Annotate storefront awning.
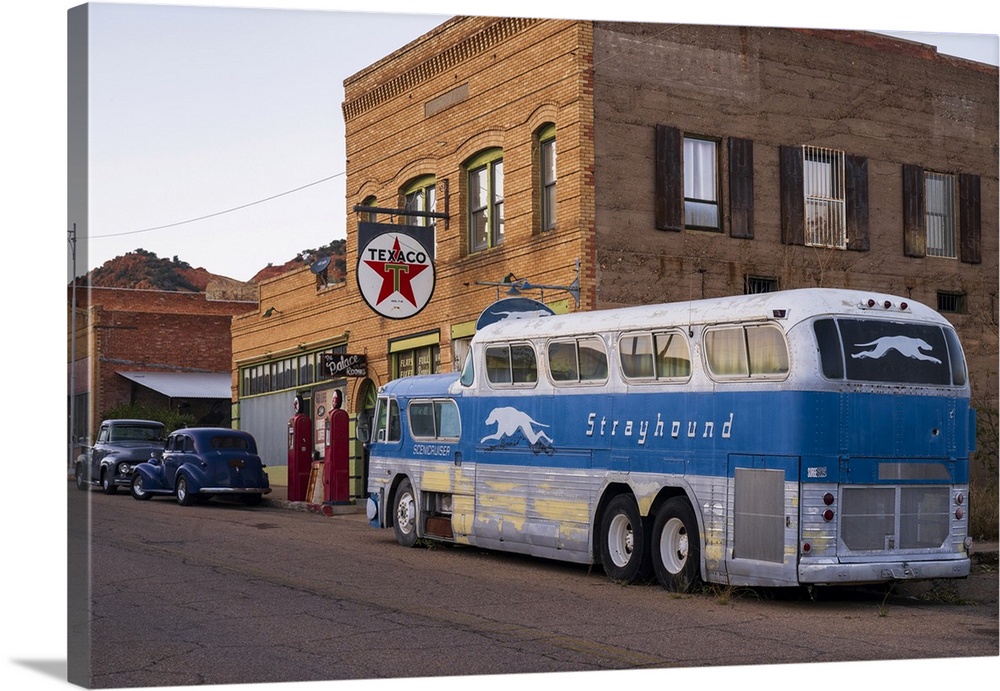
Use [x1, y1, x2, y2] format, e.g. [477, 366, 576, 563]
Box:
[118, 371, 231, 399]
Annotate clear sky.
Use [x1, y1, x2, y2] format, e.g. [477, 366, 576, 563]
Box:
[1, 2, 998, 691]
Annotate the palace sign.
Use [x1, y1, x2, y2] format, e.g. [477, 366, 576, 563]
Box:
[322, 353, 368, 378]
[357, 222, 436, 319]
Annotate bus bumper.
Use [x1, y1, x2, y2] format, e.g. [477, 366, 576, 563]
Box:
[799, 556, 971, 585]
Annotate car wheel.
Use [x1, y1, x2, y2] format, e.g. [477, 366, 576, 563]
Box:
[100, 469, 118, 495]
[599, 494, 652, 584]
[176, 475, 197, 506]
[75, 464, 88, 491]
[392, 478, 419, 548]
[130, 474, 152, 501]
[651, 497, 701, 593]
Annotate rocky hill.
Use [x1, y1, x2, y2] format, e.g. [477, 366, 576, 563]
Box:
[80, 242, 346, 293]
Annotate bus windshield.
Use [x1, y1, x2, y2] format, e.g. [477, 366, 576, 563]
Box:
[814, 318, 966, 385]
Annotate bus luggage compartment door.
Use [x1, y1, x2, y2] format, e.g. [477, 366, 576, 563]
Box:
[726, 454, 801, 587]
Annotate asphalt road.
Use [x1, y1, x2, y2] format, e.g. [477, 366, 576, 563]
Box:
[74, 486, 998, 689]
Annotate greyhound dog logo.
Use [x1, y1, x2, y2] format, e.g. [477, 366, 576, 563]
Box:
[481, 406, 554, 454]
[851, 336, 941, 364]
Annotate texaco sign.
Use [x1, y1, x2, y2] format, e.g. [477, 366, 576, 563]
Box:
[357, 226, 436, 319]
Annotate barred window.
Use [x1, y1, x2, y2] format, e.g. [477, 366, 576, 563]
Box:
[803, 146, 846, 249]
[926, 172, 957, 258]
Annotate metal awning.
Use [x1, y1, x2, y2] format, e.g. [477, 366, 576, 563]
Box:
[117, 371, 231, 399]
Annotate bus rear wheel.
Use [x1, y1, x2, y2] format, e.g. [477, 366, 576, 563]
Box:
[393, 478, 419, 548]
[599, 494, 651, 584]
[651, 497, 700, 592]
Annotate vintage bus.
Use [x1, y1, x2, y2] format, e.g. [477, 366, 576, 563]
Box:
[364, 289, 975, 591]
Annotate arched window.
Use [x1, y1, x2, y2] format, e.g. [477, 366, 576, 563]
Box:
[360, 195, 378, 223]
[402, 175, 436, 227]
[537, 124, 556, 231]
[466, 149, 504, 252]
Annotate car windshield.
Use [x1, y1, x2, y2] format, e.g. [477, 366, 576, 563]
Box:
[109, 425, 165, 442]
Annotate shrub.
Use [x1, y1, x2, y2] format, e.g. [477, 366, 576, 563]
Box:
[101, 403, 195, 433]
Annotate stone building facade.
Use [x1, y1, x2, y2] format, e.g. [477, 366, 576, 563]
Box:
[230, 17, 998, 497]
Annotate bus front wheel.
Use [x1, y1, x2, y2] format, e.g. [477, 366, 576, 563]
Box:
[651, 497, 701, 592]
[599, 494, 652, 584]
[393, 478, 419, 548]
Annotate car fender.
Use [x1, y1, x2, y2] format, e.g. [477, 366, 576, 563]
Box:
[175, 463, 209, 493]
[132, 461, 168, 491]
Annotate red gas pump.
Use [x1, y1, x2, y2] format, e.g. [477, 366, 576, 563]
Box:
[286, 396, 312, 502]
[323, 389, 351, 505]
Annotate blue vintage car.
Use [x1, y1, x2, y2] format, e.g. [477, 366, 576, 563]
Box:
[129, 427, 271, 506]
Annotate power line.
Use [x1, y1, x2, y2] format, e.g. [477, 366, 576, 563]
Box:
[88, 172, 344, 240]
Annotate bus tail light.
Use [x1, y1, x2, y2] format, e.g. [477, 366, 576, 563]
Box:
[955, 508, 965, 520]
[823, 492, 835, 505]
[802, 542, 811, 553]
[823, 509, 835, 522]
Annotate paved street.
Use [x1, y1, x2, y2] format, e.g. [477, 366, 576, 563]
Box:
[74, 484, 998, 689]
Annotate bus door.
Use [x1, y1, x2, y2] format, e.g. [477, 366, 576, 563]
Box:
[725, 454, 801, 586]
[408, 397, 475, 542]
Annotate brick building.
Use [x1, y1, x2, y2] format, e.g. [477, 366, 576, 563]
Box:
[69, 286, 257, 457]
[230, 17, 998, 498]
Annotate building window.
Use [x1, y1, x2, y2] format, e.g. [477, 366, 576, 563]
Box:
[803, 146, 846, 249]
[538, 124, 557, 231]
[684, 136, 719, 230]
[403, 176, 436, 227]
[937, 291, 965, 314]
[744, 275, 778, 294]
[392, 344, 440, 379]
[467, 149, 504, 252]
[904, 165, 979, 264]
[926, 172, 957, 258]
[240, 345, 345, 397]
[360, 195, 378, 223]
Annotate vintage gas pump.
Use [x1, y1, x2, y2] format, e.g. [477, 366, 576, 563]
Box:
[323, 389, 351, 504]
[286, 395, 312, 502]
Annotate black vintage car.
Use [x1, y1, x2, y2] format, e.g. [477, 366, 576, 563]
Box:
[75, 419, 167, 495]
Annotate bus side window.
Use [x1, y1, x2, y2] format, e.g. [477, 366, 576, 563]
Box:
[705, 324, 788, 379]
[813, 318, 844, 379]
[549, 337, 608, 384]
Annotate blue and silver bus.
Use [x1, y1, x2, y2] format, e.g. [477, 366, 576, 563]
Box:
[365, 288, 975, 591]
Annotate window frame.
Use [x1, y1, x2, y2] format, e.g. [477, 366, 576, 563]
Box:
[467, 149, 504, 253]
[484, 342, 538, 389]
[683, 135, 721, 231]
[802, 145, 847, 249]
[403, 176, 436, 227]
[704, 323, 790, 381]
[407, 398, 462, 441]
[538, 124, 557, 232]
[925, 171, 957, 259]
[547, 336, 609, 386]
[618, 330, 692, 384]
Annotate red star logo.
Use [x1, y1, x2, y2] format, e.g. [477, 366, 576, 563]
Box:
[363, 237, 429, 306]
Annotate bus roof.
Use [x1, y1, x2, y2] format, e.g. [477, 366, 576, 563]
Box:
[474, 288, 948, 343]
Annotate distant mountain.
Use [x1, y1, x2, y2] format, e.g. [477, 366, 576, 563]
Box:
[80, 242, 347, 291]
